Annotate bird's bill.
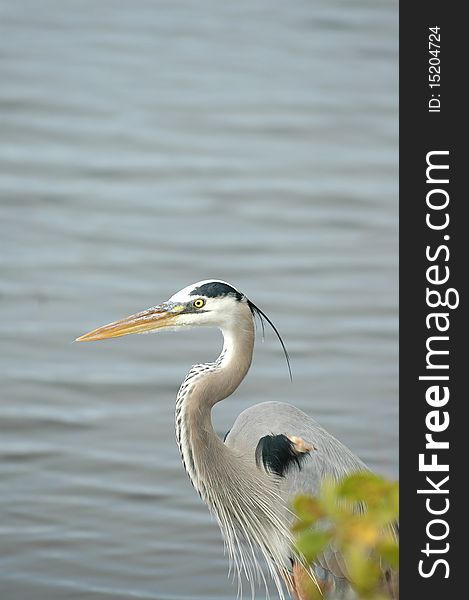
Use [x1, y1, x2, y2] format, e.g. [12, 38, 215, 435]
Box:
[76, 304, 177, 342]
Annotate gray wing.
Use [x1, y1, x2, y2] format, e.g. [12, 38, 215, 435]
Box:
[224, 400, 367, 497]
[224, 401, 368, 589]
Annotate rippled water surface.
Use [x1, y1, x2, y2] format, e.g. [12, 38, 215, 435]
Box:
[0, 1, 397, 598]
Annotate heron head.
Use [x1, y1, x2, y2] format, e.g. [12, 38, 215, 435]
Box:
[75, 280, 252, 342]
[76, 279, 291, 377]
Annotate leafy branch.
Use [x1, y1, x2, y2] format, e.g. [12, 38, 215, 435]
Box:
[292, 472, 399, 599]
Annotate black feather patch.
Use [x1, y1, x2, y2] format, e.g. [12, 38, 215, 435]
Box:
[255, 434, 309, 477]
[189, 281, 243, 301]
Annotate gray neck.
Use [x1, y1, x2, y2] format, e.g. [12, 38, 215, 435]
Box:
[174, 314, 293, 597]
[175, 318, 254, 498]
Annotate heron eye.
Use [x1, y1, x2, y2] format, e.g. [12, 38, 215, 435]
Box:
[192, 298, 205, 309]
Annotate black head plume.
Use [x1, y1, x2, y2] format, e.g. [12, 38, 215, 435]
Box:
[247, 300, 292, 381]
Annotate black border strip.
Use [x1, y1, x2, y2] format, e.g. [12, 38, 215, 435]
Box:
[400, 3, 463, 596]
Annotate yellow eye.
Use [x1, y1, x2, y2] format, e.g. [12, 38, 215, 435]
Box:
[193, 298, 205, 309]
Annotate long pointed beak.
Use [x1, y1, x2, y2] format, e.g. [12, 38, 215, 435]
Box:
[76, 303, 178, 342]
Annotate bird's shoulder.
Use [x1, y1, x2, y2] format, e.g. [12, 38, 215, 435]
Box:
[225, 401, 366, 491]
[225, 401, 318, 440]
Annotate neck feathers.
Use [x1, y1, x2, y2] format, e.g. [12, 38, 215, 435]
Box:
[175, 311, 254, 491]
[174, 313, 293, 598]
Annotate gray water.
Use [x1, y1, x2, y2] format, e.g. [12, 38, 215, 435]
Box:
[0, 1, 398, 598]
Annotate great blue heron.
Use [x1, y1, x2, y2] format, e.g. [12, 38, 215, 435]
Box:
[77, 279, 393, 599]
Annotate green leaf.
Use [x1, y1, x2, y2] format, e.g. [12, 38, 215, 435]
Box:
[320, 477, 342, 517]
[337, 472, 393, 505]
[293, 494, 326, 524]
[376, 539, 399, 570]
[345, 546, 381, 595]
[296, 529, 332, 563]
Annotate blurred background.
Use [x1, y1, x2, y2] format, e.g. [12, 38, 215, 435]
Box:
[0, 1, 398, 599]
